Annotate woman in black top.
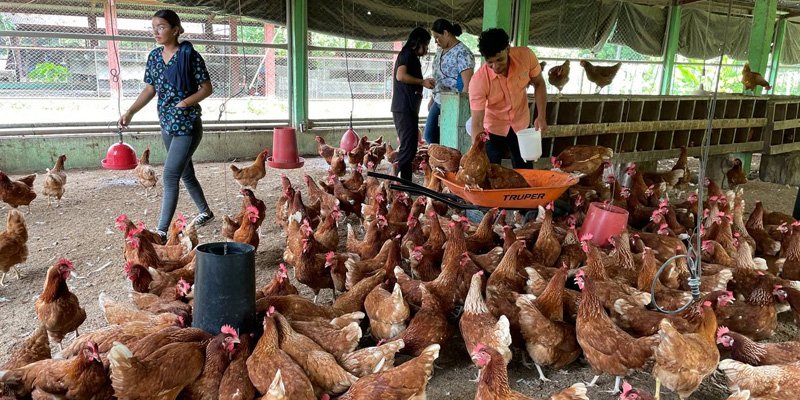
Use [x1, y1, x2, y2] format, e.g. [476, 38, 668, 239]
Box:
[392, 27, 435, 181]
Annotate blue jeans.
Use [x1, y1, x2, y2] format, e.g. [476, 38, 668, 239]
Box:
[157, 120, 211, 232]
[423, 101, 441, 144]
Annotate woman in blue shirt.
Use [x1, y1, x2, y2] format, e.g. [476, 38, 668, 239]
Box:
[423, 19, 475, 144]
[117, 9, 214, 242]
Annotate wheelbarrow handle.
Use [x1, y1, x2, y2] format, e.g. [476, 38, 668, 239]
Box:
[367, 171, 485, 211]
[387, 183, 485, 211]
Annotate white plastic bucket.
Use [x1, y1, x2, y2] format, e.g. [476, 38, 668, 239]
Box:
[516, 128, 542, 161]
[465, 116, 473, 137]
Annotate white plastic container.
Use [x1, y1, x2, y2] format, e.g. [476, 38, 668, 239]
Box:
[516, 128, 542, 161]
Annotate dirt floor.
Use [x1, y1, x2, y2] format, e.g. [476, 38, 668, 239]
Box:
[0, 154, 797, 400]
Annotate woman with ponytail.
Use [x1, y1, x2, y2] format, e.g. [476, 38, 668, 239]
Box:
[424, 19, 475, 144]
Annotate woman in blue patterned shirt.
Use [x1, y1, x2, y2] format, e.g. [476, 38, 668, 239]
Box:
[423, 19, 475, 144]
[117, 9, 214, 242]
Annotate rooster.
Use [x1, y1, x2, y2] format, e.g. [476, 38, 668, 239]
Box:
[43, 154, 67, 207]
[0, 171, 37, 213]
[580, 60, 621, 94]
[548, 59, 570, 95]
[35, 259, 87, 351]
[230, 148, 269, 189]
[134, 146, 158, 197]
[0, 209, 28, 286]
[741, 63, 771, 91]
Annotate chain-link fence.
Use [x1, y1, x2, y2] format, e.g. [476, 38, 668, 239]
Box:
[0, 0, 289, 126]
[773, 62, 800, 96]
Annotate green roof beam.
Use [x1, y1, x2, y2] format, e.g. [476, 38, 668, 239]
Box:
[513, 0, 532, 46]
[288, 0, 308, 128]
[660, 5, 681, 95]
[483, 0, 513, 33]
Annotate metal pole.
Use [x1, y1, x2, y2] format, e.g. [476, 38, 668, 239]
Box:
[768, 18, 787, 93]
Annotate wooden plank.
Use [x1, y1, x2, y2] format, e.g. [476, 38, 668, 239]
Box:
[543, 118, 768, 138]
[774, 119, 800, 130]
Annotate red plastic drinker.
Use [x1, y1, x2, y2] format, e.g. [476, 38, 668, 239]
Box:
[267, 126, 304, 169]
[579, 202, 629, 247]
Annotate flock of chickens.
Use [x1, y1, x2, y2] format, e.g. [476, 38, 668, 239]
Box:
[543, 60, 772, 94]
[0, 122, 797, 400]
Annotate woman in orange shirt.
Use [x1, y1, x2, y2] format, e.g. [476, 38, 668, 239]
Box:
[468, 28, 547, 169]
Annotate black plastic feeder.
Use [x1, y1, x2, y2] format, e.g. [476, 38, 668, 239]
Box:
[192, 242, 256, 335]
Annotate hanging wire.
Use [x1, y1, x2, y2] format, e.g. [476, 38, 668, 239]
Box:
[651, 0, 735, 314]
[218, 0, 249, 220]
[105, 0, 124, 139]
[341, 0, 355, 129]
[217, 0, 250, 122]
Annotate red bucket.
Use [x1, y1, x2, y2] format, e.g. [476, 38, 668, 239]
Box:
[267, 126, 304, 169]
[580, 202, 629, 247]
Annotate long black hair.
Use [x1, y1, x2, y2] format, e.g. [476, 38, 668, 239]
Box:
[403, 27, 431, 52]
[153, 9, 184, 36]
[432, 19, 463, 37]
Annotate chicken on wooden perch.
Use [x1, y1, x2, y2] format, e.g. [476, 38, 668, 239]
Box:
[580, 60, 621, 94]
[548, 59, 570, 95]
[741, 63, 771, 92]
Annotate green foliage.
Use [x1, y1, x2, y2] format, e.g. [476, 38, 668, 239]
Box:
[0, 13, 14, 31]
[27, 62, 71, 83]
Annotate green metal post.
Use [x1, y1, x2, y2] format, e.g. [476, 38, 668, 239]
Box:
[514, 0, 532, 46]
[747, 0, 777, 96]
[483, 0, 513, 32]
[660, 5, 681, 95]
[288, 0, 308, 128]
[769, 19, 787, 93]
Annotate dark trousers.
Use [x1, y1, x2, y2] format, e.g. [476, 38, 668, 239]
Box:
[794, 186, 800, 220]
[485, 128, 533, 169]
[423, 101, 441, 144]
[158, 120, 211, 232]
[393, 111, 419, 181]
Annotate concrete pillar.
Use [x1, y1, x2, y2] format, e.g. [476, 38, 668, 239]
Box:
[760, 152, 800, 185]
[439, 92, 472, 154]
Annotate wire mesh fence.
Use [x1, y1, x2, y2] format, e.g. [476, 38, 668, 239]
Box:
[0, 0, 289, 126]
[0, 0, 796, 128]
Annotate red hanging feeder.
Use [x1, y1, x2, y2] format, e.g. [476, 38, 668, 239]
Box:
[340, 127, 359, 153]
[102, 129, 138, 170]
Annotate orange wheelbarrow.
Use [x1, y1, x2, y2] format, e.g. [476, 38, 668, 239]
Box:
[367, 169, 577, 211]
